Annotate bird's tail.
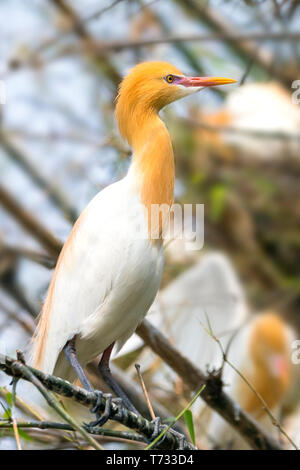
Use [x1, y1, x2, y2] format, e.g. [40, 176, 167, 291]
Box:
[28, 276, 56, 374]
[29, 324, 77, 384]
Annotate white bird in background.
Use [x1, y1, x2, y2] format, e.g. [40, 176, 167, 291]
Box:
[118, 252, 248, 379]
[200, 82, 300, 159]
[208, 312, 293, 449]
[29, 61, 235, 423]
[119, 252, 294, 449]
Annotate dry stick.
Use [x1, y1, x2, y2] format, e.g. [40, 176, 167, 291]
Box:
[136, 320, 284, 450]
[0, 354, 194, 450]
[135, 363, 156, 421]
[100, 362, 186, 434]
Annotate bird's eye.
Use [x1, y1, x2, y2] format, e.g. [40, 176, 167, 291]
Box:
[165, 74, 174, 84]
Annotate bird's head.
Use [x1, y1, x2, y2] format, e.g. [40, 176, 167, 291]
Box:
[116, 61, 236, 145]
[250, 312, 291, 386]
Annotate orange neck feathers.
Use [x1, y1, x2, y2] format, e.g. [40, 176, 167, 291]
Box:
[131, 114, 174, 209]
[116, 66, 176, 236]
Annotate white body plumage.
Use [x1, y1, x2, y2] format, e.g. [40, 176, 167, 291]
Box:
[30, 169, 164, 381]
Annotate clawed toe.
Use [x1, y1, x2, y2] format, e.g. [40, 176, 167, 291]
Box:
[85, 392, 125, 429]
[147, 418, 186, 449]
[169, 428, 185, 450]
[90, 390, 103, 415]
[147, 417, 167, 445]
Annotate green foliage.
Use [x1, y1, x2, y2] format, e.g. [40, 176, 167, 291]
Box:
[183, 410, 195, 445]
[17, 429, 33, 442]
[5, 391, 13, 407]
[209, 184, 227, 221]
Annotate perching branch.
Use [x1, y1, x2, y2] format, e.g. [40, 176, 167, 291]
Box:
[136, 320, 284, 451]
[0, 353, 195, 450]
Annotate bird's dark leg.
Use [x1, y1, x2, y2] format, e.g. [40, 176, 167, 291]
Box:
[98, 342, 139, 415]
[64, 335, 94, 392]
[64, 336, 114, 427]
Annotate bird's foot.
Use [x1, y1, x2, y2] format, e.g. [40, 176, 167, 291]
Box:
[85, 391, 124, 429]
[168, 428, 186, 450]
[147, 416, 167, 446]
[148, 417, 186, 449]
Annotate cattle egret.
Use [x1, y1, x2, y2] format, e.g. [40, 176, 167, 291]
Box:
[29, 62, 236, 423]
[209, 312, 293, 449]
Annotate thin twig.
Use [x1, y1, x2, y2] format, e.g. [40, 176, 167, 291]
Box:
[182, 118, 300, 142]
[198, 317, 298, 450]
[135, 363, 156, 421]
[0, 420, 146, 445]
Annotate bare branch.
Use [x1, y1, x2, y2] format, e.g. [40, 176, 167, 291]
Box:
[0, 353, 194, 450]
[0, 420, 146, 445]
[0, 132, 78, 223]
[0, 185, 62, 259]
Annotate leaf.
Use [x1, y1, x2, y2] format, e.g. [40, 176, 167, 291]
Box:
[5, 392, 13, 407]
[2, 408, 11, 420]
[17, 429, 33, 442]
[209, 185, 227, 221]
[183, 409, 195, 445]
